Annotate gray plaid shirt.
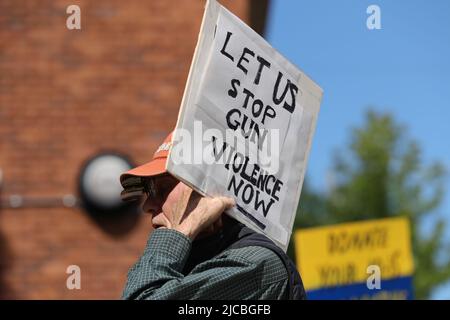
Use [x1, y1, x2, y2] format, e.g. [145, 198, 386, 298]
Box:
[122, 228, 289, 299]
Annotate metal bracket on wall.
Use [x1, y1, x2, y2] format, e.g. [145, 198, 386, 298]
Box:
[0, 194, 79, 209]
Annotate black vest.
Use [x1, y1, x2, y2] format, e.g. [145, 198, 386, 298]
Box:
[184, 217, 307, 300]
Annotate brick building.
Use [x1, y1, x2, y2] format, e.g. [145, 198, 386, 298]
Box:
[0, 0, 268, 299]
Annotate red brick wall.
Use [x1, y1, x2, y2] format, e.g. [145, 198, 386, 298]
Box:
[0, 0, 254, 299]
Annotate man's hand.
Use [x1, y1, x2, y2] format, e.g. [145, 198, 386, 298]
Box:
[168, 183, 235, 240]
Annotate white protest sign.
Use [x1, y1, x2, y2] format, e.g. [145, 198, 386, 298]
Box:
[166, 0, 323, 251]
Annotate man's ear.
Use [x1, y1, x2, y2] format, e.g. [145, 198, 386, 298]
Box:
[168, 183, 196, 223]
[183, 188, 201, 218]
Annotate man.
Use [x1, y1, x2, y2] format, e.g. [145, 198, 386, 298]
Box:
[120, 131, 306, 300]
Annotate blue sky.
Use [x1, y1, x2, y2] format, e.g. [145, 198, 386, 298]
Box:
[266, 0, 450, 299]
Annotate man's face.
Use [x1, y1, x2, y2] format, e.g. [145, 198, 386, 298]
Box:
[142, 174, 184, 229]
[142, 174, 223, 237]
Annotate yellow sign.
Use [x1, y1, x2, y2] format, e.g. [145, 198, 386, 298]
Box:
[294, 217, 414, 291]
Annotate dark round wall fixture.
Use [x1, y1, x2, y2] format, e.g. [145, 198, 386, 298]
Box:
[78, 152, 138, 217]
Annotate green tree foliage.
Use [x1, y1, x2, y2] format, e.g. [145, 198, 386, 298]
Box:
[289, 110, 449, 299]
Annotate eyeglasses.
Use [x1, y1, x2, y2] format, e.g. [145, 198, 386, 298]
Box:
[120, 174, 179, 202]
[142, 175, 179, 201]
[143, 178, 158, 199]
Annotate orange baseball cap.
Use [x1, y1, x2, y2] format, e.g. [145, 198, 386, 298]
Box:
[120, 131, 173, 186]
